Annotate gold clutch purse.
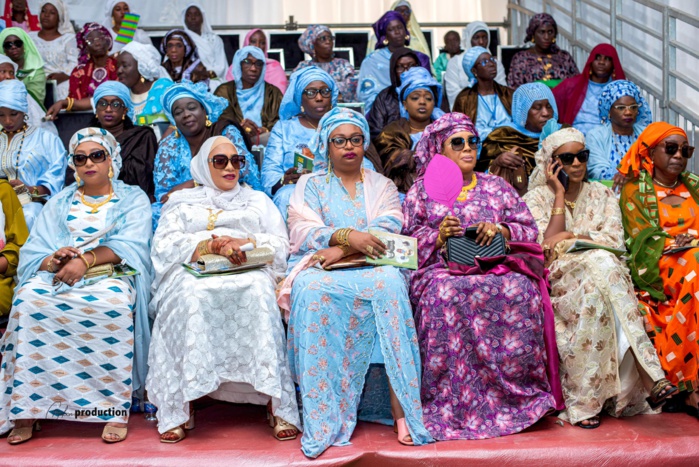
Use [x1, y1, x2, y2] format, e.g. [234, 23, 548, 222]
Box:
[197, 247, 275, 272]
[83, 263, 115, 280]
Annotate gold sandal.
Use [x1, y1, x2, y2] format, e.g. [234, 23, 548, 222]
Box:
[270, 416, 298, 441]
[160, 409, 194, 444]
[7, 421, 41, 445]
[102, 424, 128, 443]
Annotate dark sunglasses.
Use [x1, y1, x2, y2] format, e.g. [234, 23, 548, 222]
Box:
[208, 154, 246, 170]
[302, 87, 332, 99]
[449, 136, 480, 152]
[3, 39, 23, 50]
[241, 58, 265, 68]
[656, 142, 695, 159]
[96, 100, 125, 110]
[329, 135, 364, 149]
[554, 149, 590, 165]
[72, 150, 108, 167]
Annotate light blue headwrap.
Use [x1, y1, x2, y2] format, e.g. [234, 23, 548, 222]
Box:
[232, 45, 266, 127]
[91, 81, 135, 121]
[506, 82, 559, 138]
[598, 79, 652, 127]
[161, 79, 227, 126]
[461, 46, 489, 84]
[309, 106, 370, 171]
[396, 66, 444, 120]
[279, 66, 339, 121]
[0, 79, 28, 114]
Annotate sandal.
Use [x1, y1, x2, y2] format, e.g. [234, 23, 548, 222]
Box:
[7, 420, 41, 445]
[646, 378, 679, 410]
[394, 418, 414, 446]
[102, 424, 128, 443]
[267, 401, 298, 441]
[576, 416, 601, 429]
[160, 407, 195, 444]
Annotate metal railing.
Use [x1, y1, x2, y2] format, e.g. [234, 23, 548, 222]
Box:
[508, 0, 699, 172]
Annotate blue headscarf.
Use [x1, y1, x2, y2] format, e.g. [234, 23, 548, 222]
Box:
[461, 46, 489, 85]
[396, 67, 444, 120]
[161, 79, 227, 125]
[309, 106, 370, 171]
[91, 81, 135, 121]
[0, 79, 28, 113]
[279, 66, 339, 121]
[232, 46, 266, 127]
[506, 82, 559, 138]
[598, 79, 652, 127]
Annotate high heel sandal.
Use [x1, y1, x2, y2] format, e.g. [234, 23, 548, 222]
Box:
[646, 378, 679, 410]
[267, 401, 298, 441]
[394, 418, 414, 446]
[160, 405, 195, 444]
[7, 420, 41, 445]
[102, 424, 128, 443]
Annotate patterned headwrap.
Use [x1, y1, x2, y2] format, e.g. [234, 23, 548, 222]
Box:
[161, 79, 227, 126]
[68, 127, 123, 179]
[122, 41, 166, 81]
[76, 23, 113, 65]
[160, 29, 196, 62]
[529, 126, 586, 190]
[598, 80, 653, 127]
[279, 66, 339, 120]
[507, 82, 559, 138]
[0, 79, 28, 113]
[461, 46, 490, 84]
[309, 107, 371, 171]
[298, 25, 331, 55]
[397, 66, 444, 120]
[374, 11, 409, 49]
[413, 112, 478, 175]
[91, 81, 134, 120]
[525, 13, 558, 45]
[617, 122, 687, 178]
[40, 0, 74, 35]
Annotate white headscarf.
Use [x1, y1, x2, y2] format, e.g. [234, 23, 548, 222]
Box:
[461, 21, 491, 49]
[121, 41, 168, 81]
[181, 2, 214, 36]
[40, 0, 74, 35]
[0, 55, 18, 74]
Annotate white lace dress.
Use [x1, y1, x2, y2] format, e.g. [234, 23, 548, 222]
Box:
[29, 33, 78, 101]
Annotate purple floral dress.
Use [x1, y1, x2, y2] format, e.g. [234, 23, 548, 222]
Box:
[402, 173, 556, 440]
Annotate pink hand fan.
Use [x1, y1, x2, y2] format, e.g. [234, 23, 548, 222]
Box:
[423, 154, 463, 210]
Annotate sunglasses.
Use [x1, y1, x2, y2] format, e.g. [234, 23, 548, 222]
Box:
[72, 150, 108, 167]
[208, 154, 246, 170]
[96, 100, 125, 110]
[241, 58, 265, 68]
[449, 136, 480, 152]
[329, 135, 364, 149]
[554, 149, 590, 165]
[316, 34, 335, 43]
[302, 87, 332, 99]
[653, 142, 695, 159]
[3, 39, 23, 50]
[612, 104, 640, 113]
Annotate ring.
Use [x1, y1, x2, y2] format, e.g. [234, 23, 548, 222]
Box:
[547, 171, 554, 176]
[543, 244, 550, 250]
[312, 254, 320, 261]
[226, 248, 233, 256]
[486, 229, 495, 237]
[318, 255, 325, 262]
[245, 127, 252, 133]
[366, 245, 374, 255]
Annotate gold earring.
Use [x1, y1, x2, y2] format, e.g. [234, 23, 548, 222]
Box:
[140, 76, 145, 83]
[300, 105, 305, 114]
[75, 173, 81, 185]
[122, 114, 125, 120]
[552, 38, 556, 43]
[405, 35, 410, 41]
[174, 128, 180, 138]
[326, 160, 333, 183]
[108, 166, 114, 179]
[205, 116, 212, 127]
[382, 38, 389, 46]
[531, 39, 535, 44]
[612, 71, 616, 79]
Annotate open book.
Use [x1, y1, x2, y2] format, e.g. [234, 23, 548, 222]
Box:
[366, 230, 418, 270]
[182, 247, 275, 277]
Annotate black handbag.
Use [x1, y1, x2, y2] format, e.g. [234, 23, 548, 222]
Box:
[445, 226, 507, 266]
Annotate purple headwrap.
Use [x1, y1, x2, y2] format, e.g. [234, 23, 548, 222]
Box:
[76, 23, 113, 65]
[374, 11, 409, 49]
[159, 29, 197, 61]
[298, 25, 331, 55]
[413, 112, 478, 175]
[525, 13, 559, 51]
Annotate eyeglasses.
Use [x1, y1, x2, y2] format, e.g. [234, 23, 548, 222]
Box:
[85, 35, 107, 46]
[316, 34, 335, 43]
[302, 87, 332, 99]
[329, 135, 364, 149]
[72, 150, 108, 167]
[2, 39, 23, 50]
[208, 154, 246, 170]
[96, 100, 125, 110]
[449, 135, 480, 152]
[612, 104, 640, 113]
[476, 57, 497, 67]
[396, 63, 416, 73]
[554, 149, 590, 165]
[241, 59, 265, 68]
[654, 142, 695, 159]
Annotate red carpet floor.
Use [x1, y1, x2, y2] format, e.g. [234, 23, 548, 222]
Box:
[2, 402, 698, 467]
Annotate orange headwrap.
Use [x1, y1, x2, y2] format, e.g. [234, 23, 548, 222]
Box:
[618, 122, 687, 177]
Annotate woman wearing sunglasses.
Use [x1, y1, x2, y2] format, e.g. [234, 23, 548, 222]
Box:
[619, 122, 699, 421]
[524, 126, 676, 429]
[402, 112, 562, 441]
[0, 127, 153, 444]
[278, 107, 432, 457]
[0, 27, 46, 105]
[148, 135, 299, 444]
[214, 46, 283, 139]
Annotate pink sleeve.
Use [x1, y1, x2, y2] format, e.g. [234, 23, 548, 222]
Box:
[264, 60, 289, 94]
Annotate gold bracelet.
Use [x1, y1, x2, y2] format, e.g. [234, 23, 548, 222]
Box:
[46, 255, 56, 273]
[79, 254, 90, 270]
[551, 207, 565, 215]
[196, 239, 211, 257]
[338, 244, 351, 256]
[86, 250, 97, 268]
[280, 174, 285, 186]
[335, 228, 354, 248]
[66, 97, 74, 112]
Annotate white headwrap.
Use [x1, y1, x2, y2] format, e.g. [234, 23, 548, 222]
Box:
[121, 41, 168, 81]
[68, 127, 123, 180]
[0, 55, 18, 74]
[529, 127, 586, 191]
[40, 0, 74, 35]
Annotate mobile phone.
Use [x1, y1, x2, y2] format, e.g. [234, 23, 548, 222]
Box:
[556, 166, 569, 192]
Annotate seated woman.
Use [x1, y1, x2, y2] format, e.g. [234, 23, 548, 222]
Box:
[181, 2, 227, 86]
[554, 44, 625, 135]
[453, 46, 514, 141]
[28, 0, 77, 101]
[433, 30, 461, 83]
[294, 25, 358, 103]
[619, 122, 699, 419]
[0, 127, 153, 444]
[374, 66, 443, 195]
[152, 80, 261, 228]
[117, 41, 173, 126]
[523, 126, 676, 429]
[358, 11, 430, 114]
[366, 46, 422, 142]
[148, 136, 299, 444]
[103, 1, 151, 54]
[160, 29, 208, 85]
[1, 0, 39, 32]
[587, 80, 652, 186]
[402, 113, 562, 440]
[0, 27, 46, 105]
[0, 180, 29, 316]
[479, 82, 558, 195]
[278, 107, 432, 458]
[0, 79, 66, 230]
[368, 1, 432, 61]
[225, 28, 288, 93]
[215, 46, 282, 139]
[507, 13, 579, 89]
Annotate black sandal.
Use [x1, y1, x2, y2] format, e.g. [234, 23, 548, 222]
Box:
[576, 416, 601, 429]
[646, 378, 679, 410]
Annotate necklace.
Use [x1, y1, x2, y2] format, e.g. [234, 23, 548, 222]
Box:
[80, 186, 114, 214]
[537, 54, 553, 80]
[302, 116, 318, 130]
[3, 125, 28, 181]
[207, 208, 224, 230]
[653, 178, 680, 189]
[564, 184, 583, 210]
[1, 123, 28, 135]
[409, 125, 426, 134]
[456, 174, 477, 202]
